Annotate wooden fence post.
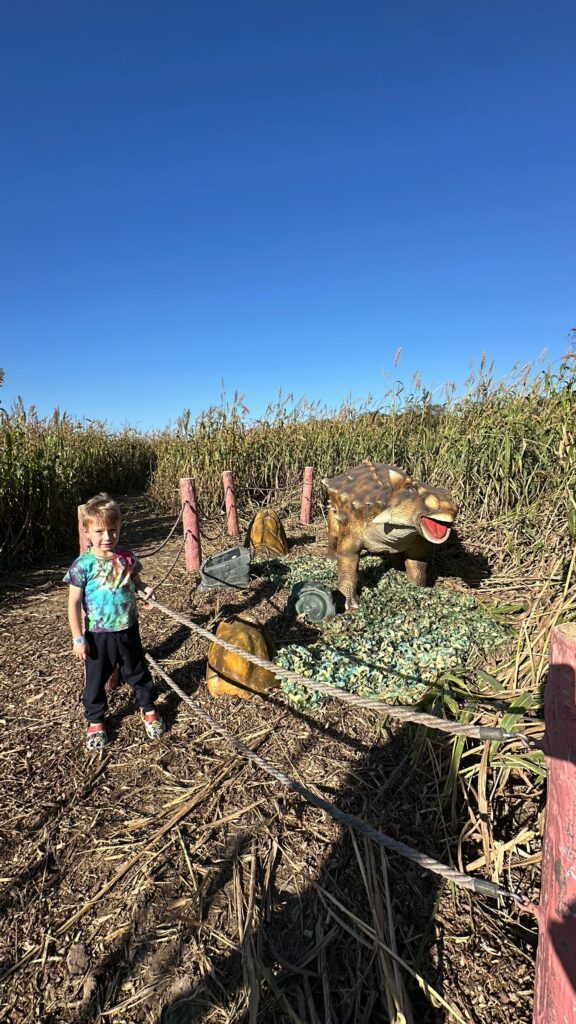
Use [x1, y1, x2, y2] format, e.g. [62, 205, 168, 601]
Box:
[179, 478, 202, 571]
[300, 466, 314, 524]
[533, 622, 576, 1023]
[222, 470, 239, 537]
[77, 504, 90, 553]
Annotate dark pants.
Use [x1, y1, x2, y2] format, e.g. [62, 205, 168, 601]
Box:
[83, 623, 157, 724]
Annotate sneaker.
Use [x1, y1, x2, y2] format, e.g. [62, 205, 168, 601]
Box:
[142, 710, 166, 740]
[86, 723, 109, 750]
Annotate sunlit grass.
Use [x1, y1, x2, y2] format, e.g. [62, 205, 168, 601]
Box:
[0, 402, 158, 564]
[150, 357, 575, 552]
[2, 356, 574, 573]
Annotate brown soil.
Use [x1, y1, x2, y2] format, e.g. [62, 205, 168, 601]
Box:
[0, 496, 538, 1023]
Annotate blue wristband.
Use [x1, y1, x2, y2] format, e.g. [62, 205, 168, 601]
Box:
[73, 636, 86, 646]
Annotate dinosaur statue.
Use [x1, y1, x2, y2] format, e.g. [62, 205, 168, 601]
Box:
[323, 461, 457, 609]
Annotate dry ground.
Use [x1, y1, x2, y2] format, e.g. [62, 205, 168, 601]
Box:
[0, 497, 538, 1023]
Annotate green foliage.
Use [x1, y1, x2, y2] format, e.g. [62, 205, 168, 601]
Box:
[150, 361, 576, 555]
[271, 557, 510, 707]
[0, 402, 157, 565]
[2, 355, 574, 567]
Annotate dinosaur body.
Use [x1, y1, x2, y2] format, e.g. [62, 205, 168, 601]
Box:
[323, 461, 457, 609]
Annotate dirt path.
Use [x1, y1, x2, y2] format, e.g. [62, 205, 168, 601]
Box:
[0, 496, 535, 1023]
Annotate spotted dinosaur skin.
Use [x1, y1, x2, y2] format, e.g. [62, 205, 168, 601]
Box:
[323, 461, 457, 610]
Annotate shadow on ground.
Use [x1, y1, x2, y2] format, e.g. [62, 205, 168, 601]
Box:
[58, 694, 450, 1023]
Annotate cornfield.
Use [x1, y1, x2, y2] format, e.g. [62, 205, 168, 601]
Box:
[0, 402, 157, 566]
[1, 357, 574, 567]
[150, 358, 576, 559]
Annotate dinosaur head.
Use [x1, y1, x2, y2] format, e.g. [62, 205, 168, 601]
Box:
[371, 469, 457, 545]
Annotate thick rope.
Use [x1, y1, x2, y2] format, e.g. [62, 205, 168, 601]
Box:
[195, 498, 228, 541]
[149, 534, 188, 593]
[139, 507, 184, 557]
[146, 654, 525, 905]
[145, 597, 529, 745]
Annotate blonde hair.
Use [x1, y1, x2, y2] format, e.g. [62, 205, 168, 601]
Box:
[81, 492, 122, 529]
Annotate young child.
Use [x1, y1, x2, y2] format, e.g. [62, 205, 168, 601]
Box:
[64, 492, 166, 750]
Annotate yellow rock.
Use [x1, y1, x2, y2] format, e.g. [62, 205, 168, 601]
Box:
[245, 509, 289, 556]
[206, 615, 279, 699]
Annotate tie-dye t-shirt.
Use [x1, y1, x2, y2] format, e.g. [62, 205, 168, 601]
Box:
[63, 547, 142, 632]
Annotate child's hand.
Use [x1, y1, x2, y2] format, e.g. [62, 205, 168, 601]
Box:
[72, 639, 88, 661]
[141, 585, 157, 610]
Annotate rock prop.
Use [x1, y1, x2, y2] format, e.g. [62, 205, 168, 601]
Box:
[245, 509, 289, 557]
[199, 545, 251, 590]
[206, 614, 279, 698]
[288, 581, 337, 623]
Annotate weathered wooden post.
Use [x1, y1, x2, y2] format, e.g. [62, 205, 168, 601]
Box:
[77, 504, 90, 553]
[179, 477, 202, 571]
[300, 466, 314, 524]
[222, 469, 239, 537]
[533, 622, 576, 1023]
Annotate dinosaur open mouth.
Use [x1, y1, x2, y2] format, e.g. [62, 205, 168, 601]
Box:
[420, 516, 452, 544]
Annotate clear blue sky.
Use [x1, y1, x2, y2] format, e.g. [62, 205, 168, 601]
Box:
[1, 1, 574, 430]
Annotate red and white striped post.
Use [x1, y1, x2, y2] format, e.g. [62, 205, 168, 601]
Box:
[179, 477, 202, 571]
[533, 622, 576, 1023]
[222, 469, 239, 537]
[300, 466, 314, 525]
[77, 503, 120, 693]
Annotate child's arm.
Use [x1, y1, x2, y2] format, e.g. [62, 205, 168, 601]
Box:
[133, 572, 156, 609]
[68, 585, 87, 660]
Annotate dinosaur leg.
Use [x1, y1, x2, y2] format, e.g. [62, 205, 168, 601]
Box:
[326, 506, 339, 560]
[336, 549, 361, 610]
[404, 537, 430, 587]
[404, 558, 428, 586]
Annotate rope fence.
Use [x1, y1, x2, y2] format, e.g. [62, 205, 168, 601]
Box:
[139, 470, 316, 569]
[195, 498, 229, 541]
[146, 652, 528, 907]
[138, 507, 184, 557]
[148, 534, 188, 594]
